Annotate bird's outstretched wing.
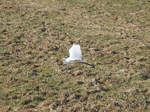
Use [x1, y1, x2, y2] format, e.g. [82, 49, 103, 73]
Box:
[69, 44, 82, 60]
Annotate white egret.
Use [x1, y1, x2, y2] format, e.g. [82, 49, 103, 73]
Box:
[63, 44, 94, 68]
[63, 44, 83, 63]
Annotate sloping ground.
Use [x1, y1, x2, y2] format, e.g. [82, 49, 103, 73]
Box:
[0, 0, 150, 111]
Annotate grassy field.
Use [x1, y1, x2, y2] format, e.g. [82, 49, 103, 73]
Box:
[0, 0, 150, 111]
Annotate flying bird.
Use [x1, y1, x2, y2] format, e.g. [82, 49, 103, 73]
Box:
[63, 44, 94, 68]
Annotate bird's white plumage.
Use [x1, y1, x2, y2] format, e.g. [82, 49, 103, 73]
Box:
[69, 44, 82, 60]
[63, 44, 83, 64]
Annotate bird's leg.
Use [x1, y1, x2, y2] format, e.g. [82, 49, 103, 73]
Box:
[80, 61, 95, 68]
[73, 60, 95, 68]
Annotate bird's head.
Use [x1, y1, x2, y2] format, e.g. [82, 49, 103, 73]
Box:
[63, 58, 67, 64]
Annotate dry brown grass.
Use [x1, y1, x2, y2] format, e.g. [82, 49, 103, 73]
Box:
[0, 0, 150, 111]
